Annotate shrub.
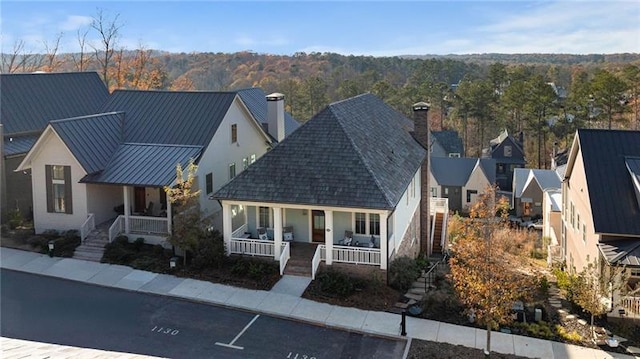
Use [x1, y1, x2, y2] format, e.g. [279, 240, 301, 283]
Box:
[103, 240, 137, 264]
[556, 325, 582, 342]
[229, 257, 278, 281]
[315, 269, 358, 297]
[388, 256, 421, 291]
[54, 232, 81, 257]
[191, 230, 226, 270]
[513, 321, 554, 339]
[538, 275, 549, 295]
[7, 209, 23, 229]
[133, 237, 145, 251]
[41, 229, 60, 241]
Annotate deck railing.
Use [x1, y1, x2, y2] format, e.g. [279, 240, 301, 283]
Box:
[312, 246, 324, 280]
[324, 245, 381, 266]
[108, 215, 125, 242]
[279, 242, 290, 275]
[621, 296, 640, 318]
[232, 224, 248, 238]
[430, 198, 448, 215]
[80, 213, 95, 241]
[229, 238, 275, 257]
[129, 215, 169, 235]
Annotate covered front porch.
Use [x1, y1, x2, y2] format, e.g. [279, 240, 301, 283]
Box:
[106, 185, 172, 244]
[221, 201, 390, 278]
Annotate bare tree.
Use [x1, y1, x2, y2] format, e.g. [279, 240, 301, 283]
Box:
[1, 40, 41, 73]
[42, 32, 64, 72]
[90, 8, 122, 87]
[71, 28, 90, 71]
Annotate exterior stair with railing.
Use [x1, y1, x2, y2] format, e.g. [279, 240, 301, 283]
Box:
[73, 222, 111, 262]
[283, 242, 317, 277]
[432, 212, 445, 254]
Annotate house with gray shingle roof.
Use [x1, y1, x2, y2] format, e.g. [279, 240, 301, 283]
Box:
[482, 129, 526, 192]
[17, 88, 297, 242]
[430, 130, 464, 158]
[429, 157, 496, 214]
[512, 168, 561, 218]
[213, 93, 427, 272]
[560, 129, 640, 319]
[0, 72, 109, 222]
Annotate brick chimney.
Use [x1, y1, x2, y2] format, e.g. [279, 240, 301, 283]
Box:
[266, 92, 285, 142]
[413, 102, 431, 255]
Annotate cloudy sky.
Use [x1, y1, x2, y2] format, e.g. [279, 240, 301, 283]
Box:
[1, 1, 638, 56]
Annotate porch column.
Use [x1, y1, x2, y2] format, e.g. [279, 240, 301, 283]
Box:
[166, 191, 172, 234]
[380, 212, 388, 270]
[123, 186, 130, 234]
[222, 202, 232, 255]
[325, 210, 334, 265]
[273, 207, 283, 259]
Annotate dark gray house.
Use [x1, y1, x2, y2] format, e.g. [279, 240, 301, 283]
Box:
[0, 72, 109, 223]
[482, 129, 526, 192]
[430, 130, 464, 158]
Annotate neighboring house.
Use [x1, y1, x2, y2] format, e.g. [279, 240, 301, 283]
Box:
[512, 168, 561, 218]
[543, 189, 562, 265]
[482, 129, 526, 192]
[213, 94, 429, 274]
[429, 157, 496, 214]
[430, 130, 464, 158]
[560, 129, 640, 318]
[0, 72, 109, 222]
[17, 89, 297, 242]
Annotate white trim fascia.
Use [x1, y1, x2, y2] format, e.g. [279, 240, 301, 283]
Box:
[564, 132, 581, 181]
[219, 199, 390, 216]
[15, 125, 87, 176]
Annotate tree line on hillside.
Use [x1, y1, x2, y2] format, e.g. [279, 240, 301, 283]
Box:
[2, 9, 639, 169]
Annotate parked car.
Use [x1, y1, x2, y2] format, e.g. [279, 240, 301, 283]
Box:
[522, 218, 543, 231]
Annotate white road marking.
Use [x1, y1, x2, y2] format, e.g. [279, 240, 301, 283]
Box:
[214, 314, 260, 350]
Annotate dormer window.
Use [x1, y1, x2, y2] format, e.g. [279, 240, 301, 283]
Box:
[504, 145, 512, 157]
[449, 153, 460, 158]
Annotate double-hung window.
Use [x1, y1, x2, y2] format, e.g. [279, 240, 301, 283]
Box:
[46, 165, 72, 214]
[258, 207, 270, 228]
[355, 213, 366, 234]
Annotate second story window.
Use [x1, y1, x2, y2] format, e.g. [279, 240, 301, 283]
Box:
[231, 124, 238, 144]
[504, 145, 512, 157]
[229, 163, 236, 179]
[205, 173, 213, 194]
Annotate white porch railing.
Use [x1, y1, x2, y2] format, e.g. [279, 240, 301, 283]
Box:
[321, 244, 381, 266]
[430, 198, 448, 215]
[80, 213, 96, 241]
[621, 296, 640, 318]
[440, 210, 449, 251]
[279, 242, 290, 275]
[109, 215, 125, 243]
[232, 224, 248, 238]
[229, 238, 275, 257]
[129, 215, 169, 235]
[312, 245, 323, 280]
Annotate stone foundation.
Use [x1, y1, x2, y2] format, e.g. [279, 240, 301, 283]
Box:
[392, 207, 421, 261]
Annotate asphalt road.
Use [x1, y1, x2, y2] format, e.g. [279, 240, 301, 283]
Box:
[1, 269, 406, 358]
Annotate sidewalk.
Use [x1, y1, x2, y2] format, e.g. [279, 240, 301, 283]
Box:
[1, 248, 637, 359]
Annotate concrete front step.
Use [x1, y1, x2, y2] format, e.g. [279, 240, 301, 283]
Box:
[73, 252, 104, 262]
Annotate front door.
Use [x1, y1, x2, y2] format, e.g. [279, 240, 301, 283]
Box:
[312, 210, 325, 242]
[134, 187, 146, 213]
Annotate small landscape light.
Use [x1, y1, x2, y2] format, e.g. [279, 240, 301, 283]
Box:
[48, 240, 55, 257]
[170, 256, 178, 269]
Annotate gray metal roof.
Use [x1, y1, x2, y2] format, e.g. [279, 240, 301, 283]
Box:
[214, 93, 426, 210]
[81, 143, 202, 187]
[51, 113, 123, 174]
[101, 90, 237, 146]
[575, 129, 640, 235]
[532, 169, 561, 191]
[431, 130, 464, 155]
[598, 239, 640, 267]
[4, 135, 38, 156]
[431, 157, 495, 187]
[0, 72, 108, 135]
[513, 168, 530, 198]
[514, 168, 561, 199]
[237, 88, 300, 137]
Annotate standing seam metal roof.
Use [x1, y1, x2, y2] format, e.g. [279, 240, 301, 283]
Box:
[214, 94, 426, 209]
[577, 129, 640, 235]
[0, 72, 108, 135]
[237, 88, 300, 137]
[50, 113, 123, 174]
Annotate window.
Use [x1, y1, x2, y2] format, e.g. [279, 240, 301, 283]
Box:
[570, 202, 575, 228]
[444, 187, 449, 195]
[205, 173, 213, 194]
[355, 213, 366, 234]
[243, 157, 249, 170]
[576, 213, 580, 232]
[582, 223, 586, 243]
[466, 190, 477, 203]
[231, 124, 238, 143]
[430, 187, 437, 197]
[229, 163, 236, 179]
[258, 207, 270, 228]
[250, 154, 256, 164]
[159, 188, 167, 210]
[504, 145, 512, 157]
[449, 153, 461, 158]
[46, 165, 72, 214]
[497, 164, 505, 174]
[370, 213, 380, 235]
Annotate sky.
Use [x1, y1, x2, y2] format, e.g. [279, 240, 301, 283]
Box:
[1, 1, 639, 56]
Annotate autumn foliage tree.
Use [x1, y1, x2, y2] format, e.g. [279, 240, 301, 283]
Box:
[164, 160, 202, 266]
[449, 186, 538, 356]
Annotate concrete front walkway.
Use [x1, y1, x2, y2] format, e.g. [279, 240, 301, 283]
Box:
[0, 248, 636, 359]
